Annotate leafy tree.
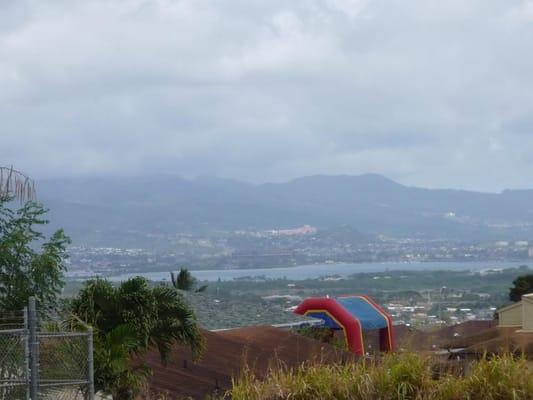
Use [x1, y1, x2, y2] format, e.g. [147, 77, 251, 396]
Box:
[170, 268, 208, 293]
[0, 196, 70, 311]
[93, 324, 150, 399]
[71, 277, 203, 400]
[509, 274, 533, 302]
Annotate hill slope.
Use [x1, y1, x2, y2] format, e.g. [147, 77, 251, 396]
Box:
[37, 174, 533, 244]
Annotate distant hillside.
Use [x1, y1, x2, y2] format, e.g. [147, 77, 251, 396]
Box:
[37, 174, 533, 245]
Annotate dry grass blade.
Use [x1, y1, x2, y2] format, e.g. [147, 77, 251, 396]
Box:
[226, 353, 533, 400]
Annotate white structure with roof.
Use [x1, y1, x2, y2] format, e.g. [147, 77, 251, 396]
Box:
[497, 293, 533, 332]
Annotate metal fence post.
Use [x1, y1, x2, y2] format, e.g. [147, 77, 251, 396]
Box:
[28, 297, 39, 400]
[87, 327, 95, 400]
[24, 306, 30, 400]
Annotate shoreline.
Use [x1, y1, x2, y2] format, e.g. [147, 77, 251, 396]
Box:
[68, 259, 530, 283]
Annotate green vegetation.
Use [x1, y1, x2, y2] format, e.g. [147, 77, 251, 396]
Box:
[227, 353, 533, 400]
[159, 267, 527, 330]
[0, 196, 70, 311]
[70, 277, 204, 400]
[171, 268, 208, 292]
[293, 326, 347, 351]
[509, 274, 533, 302]
[207, 268, 528, 299]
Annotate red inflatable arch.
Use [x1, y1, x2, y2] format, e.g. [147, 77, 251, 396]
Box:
[294, 295, 394, 356]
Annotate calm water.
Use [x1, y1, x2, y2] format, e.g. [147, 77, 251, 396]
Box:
[107, 260, 525, 282]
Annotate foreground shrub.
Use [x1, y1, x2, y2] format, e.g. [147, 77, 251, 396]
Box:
[461, 354, 533, 399]
[226, 353, 533, 400]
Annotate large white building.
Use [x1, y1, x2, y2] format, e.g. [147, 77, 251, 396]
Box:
[497, 293, 533, 332]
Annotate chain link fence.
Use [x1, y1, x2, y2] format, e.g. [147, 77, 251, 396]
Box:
[0, 299, 94, 400]
[0, 324, 28, 400]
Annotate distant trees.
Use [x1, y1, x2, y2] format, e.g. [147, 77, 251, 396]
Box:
[509, 274, 533, 302]
[171, 268, 208, 293]
[0, 196, 70, 311]
[71, 277, 204, 400]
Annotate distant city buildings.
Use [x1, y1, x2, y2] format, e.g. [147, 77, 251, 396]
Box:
[65, 231, 533, 279]
[269, 225, 318, 236]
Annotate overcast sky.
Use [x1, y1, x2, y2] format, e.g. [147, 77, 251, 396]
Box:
[1, 0, 533, 192]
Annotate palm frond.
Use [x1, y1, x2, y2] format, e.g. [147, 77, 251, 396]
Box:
[170, 271, 177, 288]
[196, 285, 208, 293]
[0, 166, 36, 201]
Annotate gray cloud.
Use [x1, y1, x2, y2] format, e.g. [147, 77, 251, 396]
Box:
[1, 0, 533, 191]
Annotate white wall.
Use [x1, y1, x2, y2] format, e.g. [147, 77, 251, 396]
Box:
[498, 303, 522, 327]
[522, 295, 533, 331]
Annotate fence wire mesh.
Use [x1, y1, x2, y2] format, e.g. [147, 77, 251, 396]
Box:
[0, 328, 28, 400]
[37, 333, 90, 400]
[0, 300, 94, 400]
[0, 312, 25, 331]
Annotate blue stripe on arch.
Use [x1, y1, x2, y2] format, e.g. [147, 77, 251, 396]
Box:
[336, 297, 388, 330]
[305, 311, 342, 329]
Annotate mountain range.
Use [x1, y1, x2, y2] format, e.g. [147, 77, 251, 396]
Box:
[36, 174, 533, 245]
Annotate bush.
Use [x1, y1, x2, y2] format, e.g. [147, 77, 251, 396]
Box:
[293, 326, 348, 351]
[225, 353, 533, 400]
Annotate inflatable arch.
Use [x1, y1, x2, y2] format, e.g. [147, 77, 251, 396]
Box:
[294, 295, 394, 356]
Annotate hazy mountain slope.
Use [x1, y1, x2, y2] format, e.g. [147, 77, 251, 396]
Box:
[36, 174, 533, 244]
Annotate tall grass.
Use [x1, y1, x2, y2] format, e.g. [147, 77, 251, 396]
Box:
[226, 353, 533, 400]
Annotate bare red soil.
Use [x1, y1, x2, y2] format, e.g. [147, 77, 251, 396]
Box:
[141, 326, 351, 399]
[393, 320, 498, 351]
[140, 321, 532, 399]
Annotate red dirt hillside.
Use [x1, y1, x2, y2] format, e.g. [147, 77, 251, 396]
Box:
[141, 326, 351, 399]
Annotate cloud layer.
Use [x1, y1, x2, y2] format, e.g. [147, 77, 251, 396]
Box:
[2, 0, 533, 191]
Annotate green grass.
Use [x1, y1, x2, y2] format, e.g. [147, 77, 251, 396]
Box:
[225, 353, 533, 400]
